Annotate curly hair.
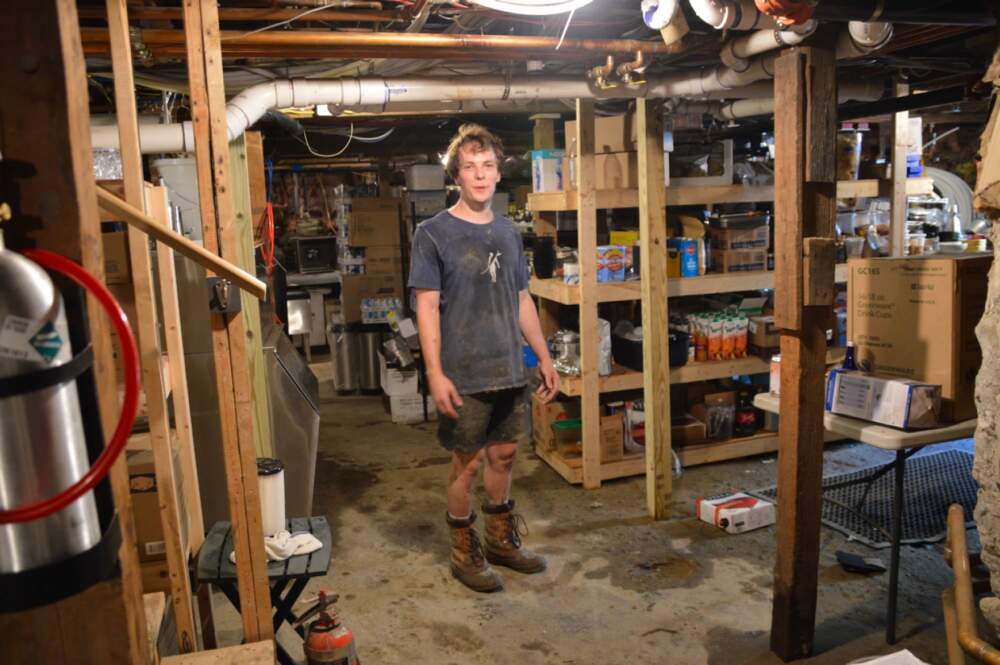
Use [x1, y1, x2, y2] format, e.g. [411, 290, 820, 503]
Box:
[443, 123, 504, 182]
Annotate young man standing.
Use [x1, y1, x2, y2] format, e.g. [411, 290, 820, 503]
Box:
[408, 124, 559, 592]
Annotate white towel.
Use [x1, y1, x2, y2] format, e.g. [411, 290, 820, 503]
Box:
[229, 530, 323, 564]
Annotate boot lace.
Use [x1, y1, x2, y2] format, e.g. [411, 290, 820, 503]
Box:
[466, 528, 486, 565]
[506, 513, 529, 549]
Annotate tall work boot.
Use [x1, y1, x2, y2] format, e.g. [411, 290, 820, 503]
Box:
[483, 500, 547, 574]
[446, 512, 504, 592]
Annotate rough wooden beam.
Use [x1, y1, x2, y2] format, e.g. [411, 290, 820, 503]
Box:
[0, 1, 150, 662]
[770, 46, 837, 662]
[575, 99, 601, 490]
[637, 97, 671, 520]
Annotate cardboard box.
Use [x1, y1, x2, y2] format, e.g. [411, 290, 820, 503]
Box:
[671, 414, 708, 447]
[388, 393, 436, 424]
[667, 238, 701, 277]
[127, 444, 187, 564]
[562, 151, 670, 191]
[696, 492, 775, 534]
[531, 149, 564, 193]
[531, 391, 581, 450]
[345, 198, 401, 247]
[825, 369, 941, 429]
[748, 315, 780, 349]
[565, 114, 635, 154]
[364, 246, 403, 275]
[405, 164, 445, 191]
[596, 245, 626, 282]
[102, 231, 132, 284]
[550, 413, 624, 462]
[379, 356, 419, 396]
[707, 224, 770, 250]
[140, 559, 171, 595]
[340, 273, 403, 324]
[847, 255, 990, 421]
[714, 248, 768, 273]
[610, 230, 640, 247]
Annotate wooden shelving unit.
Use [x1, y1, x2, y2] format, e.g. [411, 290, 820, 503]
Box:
[531, 131, 931, 485]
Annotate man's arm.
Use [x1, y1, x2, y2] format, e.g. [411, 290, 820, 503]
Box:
[518, 289, 560, 402]
[414, 288, 463, 419]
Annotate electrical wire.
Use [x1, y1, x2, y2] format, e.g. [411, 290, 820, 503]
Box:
[298, 123, 355, 157]
[555, 9, 575, 50]
[312, 126, 395, 142]
[222, 3, 356, 40]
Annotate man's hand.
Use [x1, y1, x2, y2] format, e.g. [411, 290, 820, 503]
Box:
[536, 360, 560, 403]
[428, 370, 464, 419]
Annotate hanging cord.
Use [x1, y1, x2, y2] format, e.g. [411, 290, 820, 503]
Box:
[261, 159, 277, 277]
[298, 123, 355, 158]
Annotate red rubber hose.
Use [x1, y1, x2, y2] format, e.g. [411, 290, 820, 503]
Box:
[0, 249, 141, 524]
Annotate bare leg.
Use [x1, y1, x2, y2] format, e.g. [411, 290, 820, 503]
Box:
[483, 441, 517, 506]
[447, 450, 483, 518]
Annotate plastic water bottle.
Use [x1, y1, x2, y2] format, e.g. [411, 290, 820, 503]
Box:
[523, 344, 541, 392]
[842, 341, 857, 371]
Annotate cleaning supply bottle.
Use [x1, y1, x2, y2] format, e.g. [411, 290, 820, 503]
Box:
[842, 341, 857, 371]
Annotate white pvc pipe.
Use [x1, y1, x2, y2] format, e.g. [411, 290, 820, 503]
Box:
[671, 80, 885, 120]
[720, 19, 817, 69]
[687, 0, 777, 31]
[836, 21, 893, 59]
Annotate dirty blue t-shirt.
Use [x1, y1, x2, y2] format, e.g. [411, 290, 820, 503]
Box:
[408, 210, 529, 395]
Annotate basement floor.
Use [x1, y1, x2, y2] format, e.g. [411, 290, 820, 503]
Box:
[212, 365, 976, 664]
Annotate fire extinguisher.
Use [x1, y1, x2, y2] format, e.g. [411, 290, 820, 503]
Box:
[0, 231, 141, 612]
[294, 591, 360, 665]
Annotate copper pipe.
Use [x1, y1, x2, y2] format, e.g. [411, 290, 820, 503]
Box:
[945, 503, 1000, 665]
[79, 28, 675, 59]
[76, 7, 399, 24]
[274, 0, 382, 8]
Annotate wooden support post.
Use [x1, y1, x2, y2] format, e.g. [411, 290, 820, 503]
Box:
[230, 134, 273, 457]
[889, 82, 910, 257]
[575, 99, 601, 490]
[530, 113, 560, 150]
[770, 46, 837, 662]
[637, 98, 671, 520]
[0, 1, 150, 662]
[105, 0, 199, 650]
[182, 0, 273, 641]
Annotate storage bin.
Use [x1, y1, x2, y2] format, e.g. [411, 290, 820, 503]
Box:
[611, 329, 689, 371]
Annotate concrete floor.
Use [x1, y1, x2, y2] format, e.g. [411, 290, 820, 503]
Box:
[213, 366, 975, 664]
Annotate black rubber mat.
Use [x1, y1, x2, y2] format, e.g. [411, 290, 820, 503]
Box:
[751, 450, 977, 548]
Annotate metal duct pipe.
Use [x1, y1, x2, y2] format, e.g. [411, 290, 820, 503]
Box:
[811, 0, 996, 26]
[720, 19, 816, 69]
[687, 0, 778, 30]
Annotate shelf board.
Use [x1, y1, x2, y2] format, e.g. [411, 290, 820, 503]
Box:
[530, 263, 848, 305]
[527, 178, 935, 212]
[533, 444, 645, 484]
[559, 356, 772, 396]
[675, 432, 780, 467]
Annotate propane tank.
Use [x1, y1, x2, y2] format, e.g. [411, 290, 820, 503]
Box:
[296, 592, 360, 665]
[0, 239, 101, 573]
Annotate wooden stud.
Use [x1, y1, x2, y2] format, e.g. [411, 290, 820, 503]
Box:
[889, 82, 910, 257]
[575, 99, 601, 490]
[230, 135, 273, 457]
[636, 98, 671, 520]
[0, 1, 151, 662]
[105, 0, 199, 650]
[530, 113, 560, 150]
[770, 46, 838, 662]
[182, 0, 273, 641]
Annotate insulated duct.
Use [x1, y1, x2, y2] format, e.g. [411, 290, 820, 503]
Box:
[720, 19, 817, 69]
[669, 80, 885, 120]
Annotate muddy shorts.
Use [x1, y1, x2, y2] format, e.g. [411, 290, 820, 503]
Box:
[438, 386, 531, 454]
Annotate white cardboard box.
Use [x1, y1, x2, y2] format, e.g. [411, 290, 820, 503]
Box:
[379, 356, 420, 396]
[696, 492, 775, 534]
[825, 369, 940, 429]
[389, 394, 436, 424]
